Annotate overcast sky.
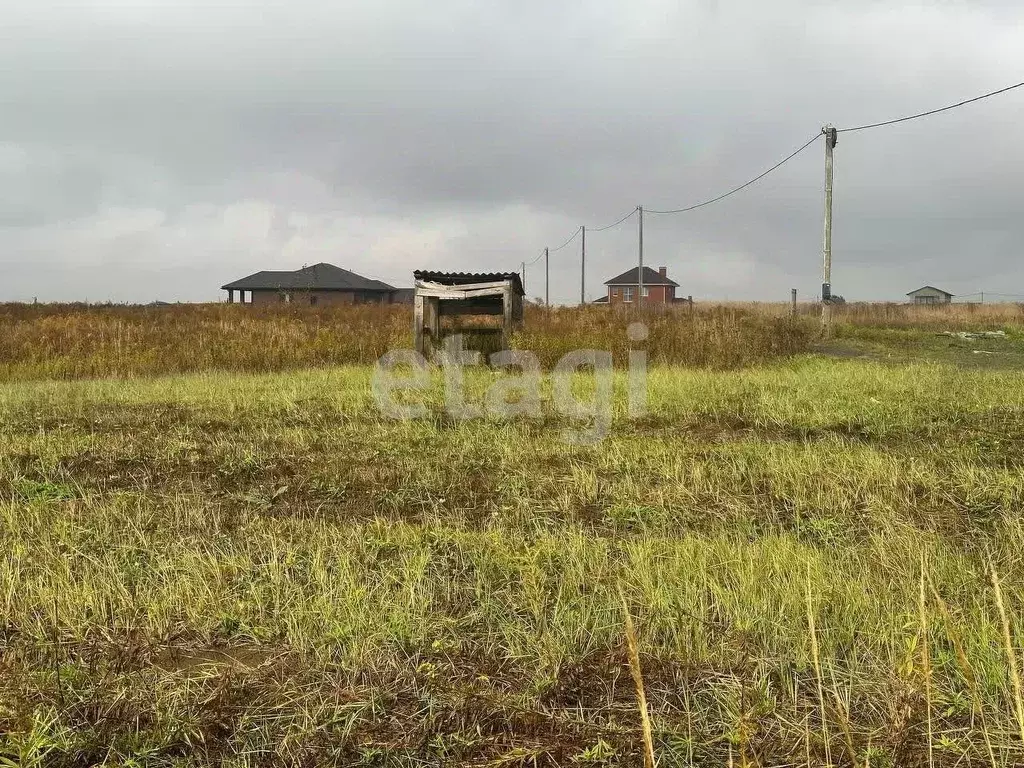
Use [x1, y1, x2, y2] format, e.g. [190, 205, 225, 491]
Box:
[2, 0, 1023, 304]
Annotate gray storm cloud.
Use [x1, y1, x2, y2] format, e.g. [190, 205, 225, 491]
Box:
[2, 0, 1023, 303]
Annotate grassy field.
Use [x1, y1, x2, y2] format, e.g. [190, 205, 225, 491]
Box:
[3, 304, 1024, 766]
[0, 303, 812, 379]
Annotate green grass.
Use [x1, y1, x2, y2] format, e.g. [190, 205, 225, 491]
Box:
[3, 357, 1024, 765]
[826, 324, 1024, 369]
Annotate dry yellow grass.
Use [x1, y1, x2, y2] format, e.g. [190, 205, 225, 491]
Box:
[712, 299, 1024, 328]
[835, 301, 1024, 330]
[0, 302, 814, 379]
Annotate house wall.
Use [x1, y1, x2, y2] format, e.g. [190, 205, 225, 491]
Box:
[908, 288, 952, 305]
[605, 284, 675, 305]
[247, 290, 395, 306]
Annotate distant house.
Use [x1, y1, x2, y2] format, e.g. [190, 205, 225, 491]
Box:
[603, 266, 680, 305]
[907, 286, 954, 305]
[222, 263, 411, 306]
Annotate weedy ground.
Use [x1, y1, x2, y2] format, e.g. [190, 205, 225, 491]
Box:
[0, 303, 812, 379]
[2, 304, 1024, 766]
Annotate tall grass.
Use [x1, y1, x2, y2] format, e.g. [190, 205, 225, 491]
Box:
[718, 299, 1024, 329]
[0, 302, 815, 380]
[4, 300, 1019, 381]
[517, 305, 813, 368]
[835, 301, 1024, 331]
[0, 303, 409, 380]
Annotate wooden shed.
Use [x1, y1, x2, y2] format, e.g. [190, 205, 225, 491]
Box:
[413, 271, 525, 356]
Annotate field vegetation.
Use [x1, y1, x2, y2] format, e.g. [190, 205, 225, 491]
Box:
[0, 302, 812, 380]
[2, 301, 1024, 766]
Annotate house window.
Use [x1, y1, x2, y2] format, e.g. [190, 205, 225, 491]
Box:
[623, 287, 634, 302]
[642, 287, 650, 298]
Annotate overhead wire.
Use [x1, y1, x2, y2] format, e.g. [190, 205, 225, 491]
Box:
[588, 206, 639, 232]
[837, 79, 1024, 133]
[549, 226, 582, 252]
[530, 209, 636, 271]
[646, 133, 821, 215]
[953, 291, 1024, 298]
[527, 78, 1024, 277]
[524, 248, 546, 267]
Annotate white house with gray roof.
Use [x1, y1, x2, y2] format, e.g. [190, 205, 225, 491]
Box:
[906, 286, 953, 305]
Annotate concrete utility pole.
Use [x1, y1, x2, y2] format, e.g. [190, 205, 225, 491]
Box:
[580, 225, 586, 305]
[544, 247, 549, 306]
[821, 125, 837, 336]
[637, 206, 644, 310]
[521, 261, 526, 293]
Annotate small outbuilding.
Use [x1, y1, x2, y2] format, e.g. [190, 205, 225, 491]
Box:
[412, 271, 525, 356]
[907, 286, 954, 305]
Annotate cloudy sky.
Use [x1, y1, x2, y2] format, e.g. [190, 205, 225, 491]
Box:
[2, 1, 1023, 304]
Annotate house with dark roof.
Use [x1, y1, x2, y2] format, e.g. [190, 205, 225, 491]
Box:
[221, 263, 411, 306]
[602, 266, 680, 305]
[906, 286, 953, 305]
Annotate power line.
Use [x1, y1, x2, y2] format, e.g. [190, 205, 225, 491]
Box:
[549, 226, 582, 252]
[589, 206, 639, 232]
[537, 129, 818, 262]
[837, 79, 1024, 133]
[647, 133, 821, 215]
[526, 132, 818, 284]
[534, 210, 633, 273]
[525, 248, 545, 266]
[526, 78, 1024, 291]
[950, 291, 1024, 298]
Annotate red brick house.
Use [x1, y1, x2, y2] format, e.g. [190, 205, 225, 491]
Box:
[222, 263, 411, 306]
[598, 266, 680, 305]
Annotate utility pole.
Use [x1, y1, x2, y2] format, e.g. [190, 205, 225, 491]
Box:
[580, 226, 586, 305]
[791, 288, 798, 316]
[821, 126, 837, 336]
[637, 205, 644, 310]
[544, 247, 549, 306]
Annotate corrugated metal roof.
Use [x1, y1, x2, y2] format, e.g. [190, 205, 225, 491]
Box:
[222, 263, 397, 292]
[414, 271, 525, 296]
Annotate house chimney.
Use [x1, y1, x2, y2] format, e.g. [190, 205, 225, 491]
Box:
[658, 266, 667, 278]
